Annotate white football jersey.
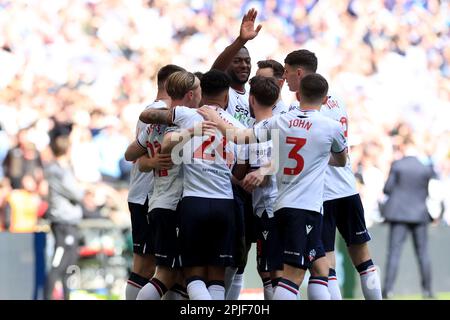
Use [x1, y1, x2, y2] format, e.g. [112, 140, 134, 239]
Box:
[173, 105, 247, 199]
[288, 100, 300, 112]
[249, 139, 277, 218]
[253, 109, 347, 213]
[272, 99, 288, 115]
[226, 87, 255, 128]
[137, 120, 183, 212]
[127, 101, 166, 204]
[320, 95, 358, 201]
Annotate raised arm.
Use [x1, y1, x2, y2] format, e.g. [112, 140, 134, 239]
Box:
[211, 8, 262, 71]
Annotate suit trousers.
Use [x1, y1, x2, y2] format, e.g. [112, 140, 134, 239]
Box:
[383, 222, 432, 294]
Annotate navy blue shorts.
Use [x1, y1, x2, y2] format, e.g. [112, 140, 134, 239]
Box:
[232, 185, 256, 268]
[234, 185, 257, 244]
[322, 194, 371, 252]
[179, 196, 235, 267]
[128, 200, 153, 255]
[255, 211, 283, 273]
[274, 208, 326, 270]
[149, 207, 180, 268]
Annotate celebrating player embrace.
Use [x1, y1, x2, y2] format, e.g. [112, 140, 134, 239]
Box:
[123, 7, 382, 301]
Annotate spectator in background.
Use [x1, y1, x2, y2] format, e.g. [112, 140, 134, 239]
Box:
[7, 174, 43, 233]
[82, 189, 103, 219]
[0, 124, 9, 178]
[93, 117, 129, 184]
[0, 178, 12, 231]
[2, 128, 43, 189]
[440, 155, 450, 225]
[44, 127, 84, 300]
[381, 137, 436, 299]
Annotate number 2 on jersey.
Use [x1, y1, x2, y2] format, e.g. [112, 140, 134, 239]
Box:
[284, 137, 307, 175]
[146, 140, 168, 177]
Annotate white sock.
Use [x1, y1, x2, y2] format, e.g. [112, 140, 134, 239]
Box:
[271, 278, 281, 295]
[208, 282, 225, 300]
[226, 272, 244, 300]
[224, 267, 238, 295]
[187, 279, 212, 300]
[125, 273, 148, 300]
[262, 278, 273, 300]
[328, 269, 342, 300]
[359, 265, 382, 300]
[272, 278, 299, 300]
[125, 283, 141, 300]
[136, 279, 167, 300]
[307, 277, 331, 300]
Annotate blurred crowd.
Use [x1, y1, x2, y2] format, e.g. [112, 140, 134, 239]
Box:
[0, 0, 449, 233]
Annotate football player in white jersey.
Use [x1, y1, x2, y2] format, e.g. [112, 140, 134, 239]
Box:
[284, 49, 382, 300]
[163, 70, 247, 300]
[236, 61, 286, 297]
[211, 8, 262, 298]
[125, 71, 202, 300]
[198, 74, 348, 300]
[212, 8, 261, 128]
[256, 60, 288, 115]
[124, 64, 184, 300]
[135, 70, 239, 300]
[240, 76, 284, 300]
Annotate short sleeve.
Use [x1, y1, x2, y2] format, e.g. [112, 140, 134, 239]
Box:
[164, 125, 179, 134]
[137, 125, 149, 149]
[331, 123, 347, 153]
[172, 106, 195, 128]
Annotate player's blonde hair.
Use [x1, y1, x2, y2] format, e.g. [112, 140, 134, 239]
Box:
[165, 71, 198, 100]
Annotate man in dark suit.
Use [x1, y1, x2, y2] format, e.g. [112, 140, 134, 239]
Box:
[382, 139, 436, 299]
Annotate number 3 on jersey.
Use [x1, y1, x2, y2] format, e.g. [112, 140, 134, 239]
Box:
[284, 137, 307, 175]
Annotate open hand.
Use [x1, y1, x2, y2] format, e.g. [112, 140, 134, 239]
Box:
[192, 121, 217, 137]
[239, 8, 262, 42]
[197, 106, 221, 123]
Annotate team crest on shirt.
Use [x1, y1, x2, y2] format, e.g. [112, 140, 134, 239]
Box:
[308, 249, 316, 262]
[147, 124, 163, 135]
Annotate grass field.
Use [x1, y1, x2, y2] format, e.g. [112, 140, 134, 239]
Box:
[239, 289, 450, 300]
[69, 288, 450, 300]
[390, 292, 450, 300]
